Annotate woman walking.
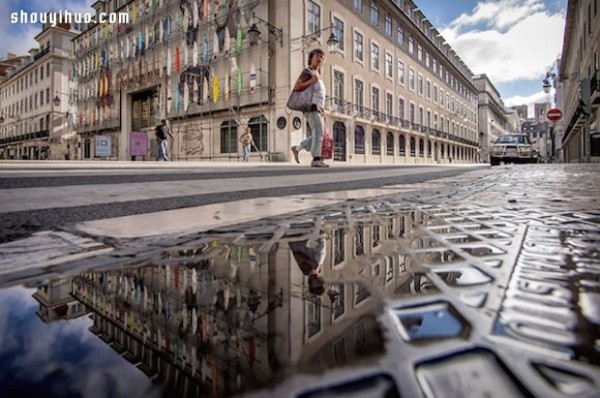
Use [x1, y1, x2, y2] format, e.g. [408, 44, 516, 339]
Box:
[290, 48, 328, 168]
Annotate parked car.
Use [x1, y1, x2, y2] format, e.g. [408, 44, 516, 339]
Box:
[490, 134, 536, 166]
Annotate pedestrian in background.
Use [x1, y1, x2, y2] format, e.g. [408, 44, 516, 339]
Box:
[239, 127, 255, 162]
[290, 48, 328, 168]
[156, 119, 174, 161]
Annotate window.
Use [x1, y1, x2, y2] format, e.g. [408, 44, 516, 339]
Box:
[440, 89, 444, 106]
[385, 257, 393, 281]
[418, 75, 423, 95]
[248, 116, 268, 151]
[417, 44, 422, 62]
[370, 42, 379, 71]
[355, 225, 364, 255]
[307, 1, 321, 36]
[397, 26, 404, 46]
[332, 285, 345, 320]
[408, 68, 415, 91]
[409, 102, 415, 123]
[385, 15, 392, 36]
[220, 120, 238, 153]
[372, 129, 381, 155]
[333, 17, 344, 51]
[353, 0, 363, 13]
[408, 36, 414, 54]
[425, 52, 430, 68]
[386, 132, 394, 156]
[307, 299, 321, 337]
[433, 85, 438, 103]
[333, 70, 345, 104]
[355, 125, 365, 154]
[385, 52, 392, 79]
[40, 65, 44, 80]
[426, 80, 431, 99]
[399, 134, 406, 156]
[386, 93, 393, 119]
[410, 136, 416, 156]
[397, 60, 404, 85]
[333, 229, 345, 265]
[371, 86, 379, 113]
[354, 78, 364, 112]
[398, 98, 405, 120]
[370, 2, 379, 26]
[354, 31, 363, 62]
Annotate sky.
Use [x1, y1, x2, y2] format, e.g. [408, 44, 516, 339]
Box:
[414, 0, 567, 115]
[1, 0, 567, 115]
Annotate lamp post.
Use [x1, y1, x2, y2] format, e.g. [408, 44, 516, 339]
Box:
[247, 13, 283, 47]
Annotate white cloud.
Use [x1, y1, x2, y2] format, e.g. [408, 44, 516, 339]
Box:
[504, 88, 553, 117]
[441, 0, 565, 84]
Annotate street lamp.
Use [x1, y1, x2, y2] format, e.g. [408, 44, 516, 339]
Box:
[296, 25, 339, 54]
[53, 95, 61, 107]
[247, 12, 283, 47]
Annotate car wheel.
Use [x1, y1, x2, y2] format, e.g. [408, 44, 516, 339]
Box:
[490, 157, 500, 166]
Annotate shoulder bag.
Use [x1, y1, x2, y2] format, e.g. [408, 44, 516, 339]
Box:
[286, 69, 315, 112]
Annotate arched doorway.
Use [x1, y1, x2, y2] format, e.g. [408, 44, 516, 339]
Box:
[333, 121, 346, 161]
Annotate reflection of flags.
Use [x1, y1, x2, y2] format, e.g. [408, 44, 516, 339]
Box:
[213, 73, 219, 103]
[175, 47, 180, 72]
[237, 67, 242, 94]
[236, 23, 242, 54]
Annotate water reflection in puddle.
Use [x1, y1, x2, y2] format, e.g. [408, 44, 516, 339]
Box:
[1, 205, 598, 397]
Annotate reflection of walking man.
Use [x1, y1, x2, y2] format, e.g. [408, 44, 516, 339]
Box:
[239, 127, 255, 162]
[156, 119, 174, 161]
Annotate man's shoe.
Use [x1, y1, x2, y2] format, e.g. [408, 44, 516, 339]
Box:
[311, 160, 329, 168]
[291, 147, 300, 164]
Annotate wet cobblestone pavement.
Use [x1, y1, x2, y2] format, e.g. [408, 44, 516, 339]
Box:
[1, 163, 599, 397]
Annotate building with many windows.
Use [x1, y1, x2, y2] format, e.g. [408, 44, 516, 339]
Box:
[71, 0, 479, 163]
[0, 23, 80, 160]
[473, 74, 516, 163]
[557, 0, 599, 162]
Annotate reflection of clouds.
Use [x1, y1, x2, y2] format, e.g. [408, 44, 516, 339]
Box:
[0, 287, 37, 357]
[0, 287, 156, 398]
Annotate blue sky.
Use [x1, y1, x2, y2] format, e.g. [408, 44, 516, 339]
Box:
[414, 0, 567, 114]
[1, 0, 567, 114]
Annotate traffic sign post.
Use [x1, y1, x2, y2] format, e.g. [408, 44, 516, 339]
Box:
[547, 108, 563, 122]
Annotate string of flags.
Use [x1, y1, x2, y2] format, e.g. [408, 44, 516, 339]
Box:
[71, 0, 263, 127]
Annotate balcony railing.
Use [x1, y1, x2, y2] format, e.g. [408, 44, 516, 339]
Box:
[327, 97, 478, 147]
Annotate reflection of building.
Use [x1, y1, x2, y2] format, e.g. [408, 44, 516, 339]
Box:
[32, 278, 89, 322]
[72, 0, 479, 164]
[0, 22, 81, 160]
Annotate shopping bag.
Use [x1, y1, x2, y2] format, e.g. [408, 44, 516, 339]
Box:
[286, 88, 314, 112]
[321, 129, 333, 159]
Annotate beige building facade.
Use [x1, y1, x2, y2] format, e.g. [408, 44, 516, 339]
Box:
[0, 24, 79, 160]
[558, 0, 599, 163]
[71, 0, 479, 164]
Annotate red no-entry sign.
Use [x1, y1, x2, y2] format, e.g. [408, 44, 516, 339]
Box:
[547, 108, 563, 122]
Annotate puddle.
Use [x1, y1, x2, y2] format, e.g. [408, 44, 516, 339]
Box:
[1, 205, 599, 397]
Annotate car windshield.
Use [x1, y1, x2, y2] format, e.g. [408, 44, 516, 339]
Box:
[495, 135, 530, 144]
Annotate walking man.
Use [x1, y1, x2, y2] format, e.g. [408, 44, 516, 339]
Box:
[239, 127, 255, 162]
[156, 119, 174, 161]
